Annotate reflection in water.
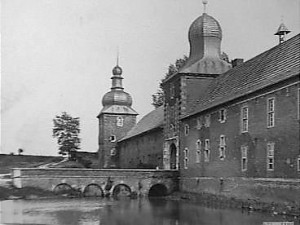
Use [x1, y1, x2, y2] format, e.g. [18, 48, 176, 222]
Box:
[0, 198, 297, 225]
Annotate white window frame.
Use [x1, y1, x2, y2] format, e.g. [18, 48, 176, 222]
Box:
[197, 117, 202, 130]
[204, 114, 211, 128]
[184, 148, 189, 169]
[170, 83, 175, 99]
[196, 139, 201, 163]
[241, 106, 249, 133]
[219, 135, 226, 160]
[184, 124, 189, 136]
[267, 98, 275, 128]
[297, 156, 300, 172]
[204, 139, 210, 162]
[110, 147, 116, 156]
[241, 146, 248, 172]
[219, 108, 227, 123]
[116, 116, 124, 127]
[267, 142, 275, 171]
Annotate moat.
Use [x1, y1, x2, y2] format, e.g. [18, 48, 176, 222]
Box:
[1, 197, 297, 225]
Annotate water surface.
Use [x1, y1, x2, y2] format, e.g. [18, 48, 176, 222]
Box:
[0, 198, 297, 225]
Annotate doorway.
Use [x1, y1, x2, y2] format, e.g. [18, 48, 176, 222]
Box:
[170, 143, 177, 169]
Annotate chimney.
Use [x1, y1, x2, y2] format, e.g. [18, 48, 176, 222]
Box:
[231, 58, 244, 68]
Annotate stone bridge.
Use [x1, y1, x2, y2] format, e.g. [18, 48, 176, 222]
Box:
[11, 168, 179, 197]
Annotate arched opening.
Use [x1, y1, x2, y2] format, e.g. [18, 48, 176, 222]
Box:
[83, 184, 104, 197]
[112, 184, 131, 197]
[148, 184, 168, 197]
[170, 143, 177, 169]
[53, 183, 73, 195]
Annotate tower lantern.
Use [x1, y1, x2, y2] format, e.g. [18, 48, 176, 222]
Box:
[275, 21, 291, 44]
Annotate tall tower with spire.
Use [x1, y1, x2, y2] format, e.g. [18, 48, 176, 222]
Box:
[161, 0, 231, 170]
[97, 61, 138, 168]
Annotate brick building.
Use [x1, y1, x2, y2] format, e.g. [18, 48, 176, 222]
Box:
[98, 3, 300, 182]
[117, 106, 164, 169]
[97, 63, 138, 168]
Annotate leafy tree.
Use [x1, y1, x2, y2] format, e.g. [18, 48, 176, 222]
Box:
[18, 148, 23, 155]
[52, 112, 80, 158]
[151, 55, 188, 108]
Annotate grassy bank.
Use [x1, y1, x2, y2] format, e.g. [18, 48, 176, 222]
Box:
[0, 154, 63, 174]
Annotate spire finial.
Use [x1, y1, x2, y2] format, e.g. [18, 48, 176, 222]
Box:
[116, 47, 119, 66]
[202, 0, 208, 13]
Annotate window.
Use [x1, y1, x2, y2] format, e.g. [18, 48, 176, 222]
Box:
[197, 117, 202, 130]
[109, 135, 116, 142]
[219, 109, 227, 123]
[184, 148, 189, 169]
[196, 140, 201, 163]
[110, 148, 116, 156]
[170, 123, 174, 131]
[184, 124, 189, 136]
[267, 98, 275, 128]
[170, 83, 175, 99]
[297, 157, 300, 172]
[267, 142, 275, 171]
[241, 106, 249, 133]
[219, 135, 226, 160]
[116, 116, 123, 127]
[204, 114, 211, 128]
[241, 146, 248, 171]
[204, 139, 210, 162]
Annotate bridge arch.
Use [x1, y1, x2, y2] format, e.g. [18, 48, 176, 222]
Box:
[148, 183, 168, 197]
[112, 184, 131, 197]
[83, 184, 104, 197]
[53, 183, 73, 195]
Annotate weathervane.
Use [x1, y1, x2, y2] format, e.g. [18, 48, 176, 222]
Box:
[203, 0, 208, 13]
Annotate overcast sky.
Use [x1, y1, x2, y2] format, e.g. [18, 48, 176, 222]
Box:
[1, 0, 300, 156]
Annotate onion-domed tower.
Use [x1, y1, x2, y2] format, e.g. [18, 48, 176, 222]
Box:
[180, 0, 231, 74]
[97, 62, 138, 168]
[161, 1, 231, 170]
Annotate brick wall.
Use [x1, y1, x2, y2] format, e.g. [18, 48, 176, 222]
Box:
[180, 80, 300, 178]
[118, 128, 164, 169]
[180, 176, 300, 205]
[98, 114, 136, 168]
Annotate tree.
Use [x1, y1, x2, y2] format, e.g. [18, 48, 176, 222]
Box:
[18, 148, 24, 155]
[151, 55, 188, 108]
[52, 112, 80, 158]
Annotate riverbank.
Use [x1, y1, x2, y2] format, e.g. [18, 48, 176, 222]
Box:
[166, 191, 300, 218]
[0, 186, 58, 200]
[1, 185, 299, 220]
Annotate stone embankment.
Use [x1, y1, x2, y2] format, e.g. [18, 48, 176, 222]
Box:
[166, 192, 300, 218]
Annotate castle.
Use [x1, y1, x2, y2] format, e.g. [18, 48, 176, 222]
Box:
[97, 2, 300, 184]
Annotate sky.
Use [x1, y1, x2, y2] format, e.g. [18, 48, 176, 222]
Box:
[1, 0, 300, 156]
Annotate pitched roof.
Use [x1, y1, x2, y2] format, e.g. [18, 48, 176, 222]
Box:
[119, 106, 164, 142]
[184, 34, 300, 119]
